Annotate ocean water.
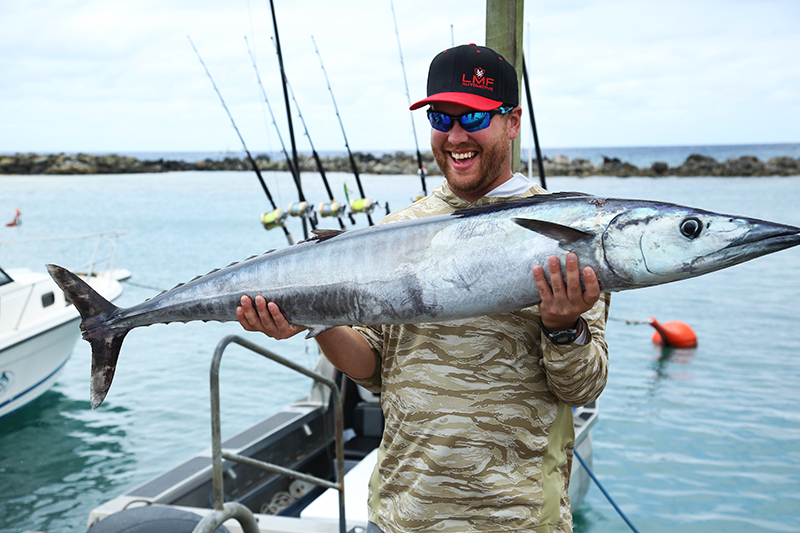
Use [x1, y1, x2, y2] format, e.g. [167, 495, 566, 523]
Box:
[1, 164, 799, 533]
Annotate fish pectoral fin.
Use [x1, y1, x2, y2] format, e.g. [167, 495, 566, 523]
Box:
[513, 218, 595, 245]
[305, 325, 335, 339]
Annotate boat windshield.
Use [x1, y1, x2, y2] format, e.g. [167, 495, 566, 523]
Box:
[0, 267, 12, 286]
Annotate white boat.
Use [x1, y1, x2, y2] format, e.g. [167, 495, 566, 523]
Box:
[87, 336, 598, 533]
[0, 232, 127, 419]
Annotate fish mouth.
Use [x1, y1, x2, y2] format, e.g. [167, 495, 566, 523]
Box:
[700, 221, 800, 269]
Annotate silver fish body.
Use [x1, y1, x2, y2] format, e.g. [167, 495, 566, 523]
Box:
[46, 193, 800, 407]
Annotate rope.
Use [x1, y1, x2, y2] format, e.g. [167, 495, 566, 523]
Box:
[608, 316, 651, 325]
[574, 450, 641, 533]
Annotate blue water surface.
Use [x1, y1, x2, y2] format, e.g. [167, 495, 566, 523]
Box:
[1, 169, 798, 533]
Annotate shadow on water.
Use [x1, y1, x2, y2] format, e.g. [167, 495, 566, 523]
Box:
[0, 390, 135, 533]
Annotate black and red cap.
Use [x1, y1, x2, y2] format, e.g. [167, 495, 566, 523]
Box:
[410, 43, 519, 111]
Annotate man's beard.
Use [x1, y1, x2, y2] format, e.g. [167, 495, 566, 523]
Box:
[433, 134, 511, 199]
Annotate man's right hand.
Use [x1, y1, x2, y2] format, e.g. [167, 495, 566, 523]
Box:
[236, 295, 307, 340]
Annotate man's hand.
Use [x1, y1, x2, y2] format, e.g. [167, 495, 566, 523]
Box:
[532, 253, 600, 331]
[236, 295, 307, 339]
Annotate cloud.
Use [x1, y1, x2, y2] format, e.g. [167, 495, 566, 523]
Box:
[0, 0, 797, 153]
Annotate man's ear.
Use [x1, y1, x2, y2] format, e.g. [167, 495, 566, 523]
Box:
[507, 106, 523, 140]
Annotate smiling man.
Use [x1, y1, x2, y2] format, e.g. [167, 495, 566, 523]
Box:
[238, 44, 610, 533]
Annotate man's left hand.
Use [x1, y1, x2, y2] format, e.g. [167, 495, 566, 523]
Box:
[532, 252, 600, 331]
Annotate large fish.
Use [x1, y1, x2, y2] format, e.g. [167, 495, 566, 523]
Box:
[47, 192, 800, 408]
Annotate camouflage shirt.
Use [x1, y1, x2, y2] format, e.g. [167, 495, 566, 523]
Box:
[352, 178, 610, 533]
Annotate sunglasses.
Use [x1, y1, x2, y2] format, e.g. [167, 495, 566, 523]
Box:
[426, 106, 514, 133]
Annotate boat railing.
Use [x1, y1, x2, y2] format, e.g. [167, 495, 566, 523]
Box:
[0, 230, 127, 277]
[193, 334, 347, 533]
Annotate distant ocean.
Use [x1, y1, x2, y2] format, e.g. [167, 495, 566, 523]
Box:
[70, 142, 800, 168]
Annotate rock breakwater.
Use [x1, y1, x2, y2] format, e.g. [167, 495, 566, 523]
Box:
[2, 151, 798, 177]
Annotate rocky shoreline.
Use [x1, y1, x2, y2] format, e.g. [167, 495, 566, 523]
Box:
[2, 151, 799, 177]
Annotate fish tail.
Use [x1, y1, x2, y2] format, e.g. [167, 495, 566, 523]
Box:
[46, 264, 128, 409]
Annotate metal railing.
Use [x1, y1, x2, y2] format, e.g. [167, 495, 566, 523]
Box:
[0, 230, 126, 277]
[193, 335, 347, 533]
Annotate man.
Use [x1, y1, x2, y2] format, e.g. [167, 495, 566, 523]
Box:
[238, 44, 609, 533]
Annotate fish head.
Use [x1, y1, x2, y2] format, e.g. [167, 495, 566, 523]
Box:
[601, 203, 800, 288]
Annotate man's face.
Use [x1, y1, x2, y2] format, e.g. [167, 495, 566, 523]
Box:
[430, 102, 520, 202]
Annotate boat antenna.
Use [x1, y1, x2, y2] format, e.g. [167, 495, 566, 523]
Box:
[522, 53, 547, 190]
[268, 0, 312, 239]
[390, 0, 427, 197]
[187, 36, 295, 246]
[311, 35, 375, 226]
[270, 37, 346, 230]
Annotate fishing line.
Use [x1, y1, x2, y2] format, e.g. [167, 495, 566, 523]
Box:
[187, 36, 295, 246]
[269, 37, 346, 230]
[245, 37, 301, 194]
[390, 0, 427, 197]
[311, 34, 375, 226]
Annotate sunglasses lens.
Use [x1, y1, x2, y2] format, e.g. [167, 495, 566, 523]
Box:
[427, 112, 452, 132]
[460, 112, 491, 132]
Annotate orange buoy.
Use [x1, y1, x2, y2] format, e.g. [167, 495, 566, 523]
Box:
[649, 317, 697, 348]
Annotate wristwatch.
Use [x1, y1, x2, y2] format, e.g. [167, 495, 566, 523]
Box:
[543, 320, 582, 345]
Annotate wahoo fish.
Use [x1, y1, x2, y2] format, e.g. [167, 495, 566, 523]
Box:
[47, 192, 800, 408]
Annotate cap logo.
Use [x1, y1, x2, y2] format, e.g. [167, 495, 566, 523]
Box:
[461, 66, 494, 92]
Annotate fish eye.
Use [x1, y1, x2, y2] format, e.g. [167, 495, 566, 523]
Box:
[680, 217, 703, 239]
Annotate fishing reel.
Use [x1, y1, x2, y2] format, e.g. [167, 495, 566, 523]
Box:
[348, 197, 378, 216]
[317, 200, 346, 219]
[287, 201, 315, 219]
[260, 208, 287, 231]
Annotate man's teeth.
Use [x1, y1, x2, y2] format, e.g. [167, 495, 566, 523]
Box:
[451, 151, 476, 160]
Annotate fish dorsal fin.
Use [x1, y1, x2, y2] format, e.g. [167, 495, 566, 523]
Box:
[301, 229, 346, 244]
[513, 218, 595, 245]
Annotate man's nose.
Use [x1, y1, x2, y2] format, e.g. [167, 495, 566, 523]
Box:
[447, 121, 470, 143]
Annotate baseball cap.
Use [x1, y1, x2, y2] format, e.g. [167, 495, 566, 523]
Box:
[410, 43, 519, 111]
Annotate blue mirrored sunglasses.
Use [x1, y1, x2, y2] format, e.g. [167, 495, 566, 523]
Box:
[426, 106, 514, 133]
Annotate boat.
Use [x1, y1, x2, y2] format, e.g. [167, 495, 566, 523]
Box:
[0, 231, 127, 419]
[87, 335, 598, 533]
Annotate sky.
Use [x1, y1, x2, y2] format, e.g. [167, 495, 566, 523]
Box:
[1, 0, 798, 155]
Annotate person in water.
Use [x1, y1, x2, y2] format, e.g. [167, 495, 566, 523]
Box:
[238, 44, 610, 533]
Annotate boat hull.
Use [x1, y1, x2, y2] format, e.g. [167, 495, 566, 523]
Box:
[0, 268, 124, 419]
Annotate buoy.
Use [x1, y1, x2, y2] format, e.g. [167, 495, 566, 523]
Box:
[649, 317, 697, 348]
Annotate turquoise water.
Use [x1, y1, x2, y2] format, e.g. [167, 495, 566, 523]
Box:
[1, 170, 799, 532]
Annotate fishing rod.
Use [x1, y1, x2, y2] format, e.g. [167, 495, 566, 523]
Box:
[270, 38, 346, 230]
[311, 35, 376, 226]
[187, 36, 295, 246]
[244, 36, 318, 230]
[268, 0, 312, 239]
[390, 0, 427, 198]
[522, 53, 547, 190]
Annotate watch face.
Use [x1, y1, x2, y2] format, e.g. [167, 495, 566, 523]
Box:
[548, 327, 579, 345]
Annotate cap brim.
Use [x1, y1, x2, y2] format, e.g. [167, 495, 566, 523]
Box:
[409, 92, 504, 111]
